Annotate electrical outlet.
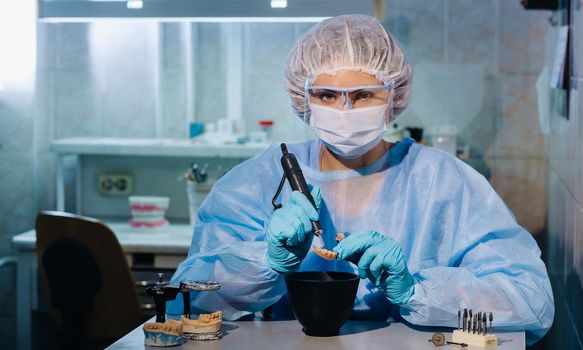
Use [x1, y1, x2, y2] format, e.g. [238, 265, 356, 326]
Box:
[98, 174, 133, 195]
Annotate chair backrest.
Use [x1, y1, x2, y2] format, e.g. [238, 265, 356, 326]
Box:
[36, 211, 142, 339]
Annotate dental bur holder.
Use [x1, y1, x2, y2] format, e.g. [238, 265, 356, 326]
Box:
[452, 309, 497, 348]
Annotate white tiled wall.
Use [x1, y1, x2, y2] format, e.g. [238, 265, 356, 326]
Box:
[545, 1, 583, 347]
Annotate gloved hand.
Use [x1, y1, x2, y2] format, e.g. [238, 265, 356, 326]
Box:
[265, 186, 321, 273]
[333, 229, 414, 305]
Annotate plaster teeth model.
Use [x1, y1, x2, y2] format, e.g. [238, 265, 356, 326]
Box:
[313, 245, 338, 260]
[143, 319, 184, 347]
[312, 233, 346, 260]
[182, 311, 223, 340]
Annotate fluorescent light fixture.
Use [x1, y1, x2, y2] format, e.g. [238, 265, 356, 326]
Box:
[127, 0, 143, 10]
[38, 0, 375, 22]
[39, 17, 328, 23]
[271, 0, 288, 8]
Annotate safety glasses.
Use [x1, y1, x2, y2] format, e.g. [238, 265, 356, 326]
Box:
[304, 80, 394, 110]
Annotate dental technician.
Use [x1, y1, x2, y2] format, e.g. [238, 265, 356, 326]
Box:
[168, 14, 554, 344]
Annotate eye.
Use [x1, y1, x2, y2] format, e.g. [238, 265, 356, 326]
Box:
[311, 90, 338, 104]
[356, 90, 373, 100]
[319, 92, 336, 102]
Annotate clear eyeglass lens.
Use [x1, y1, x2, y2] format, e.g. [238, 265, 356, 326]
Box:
[308, 87, 391, 109]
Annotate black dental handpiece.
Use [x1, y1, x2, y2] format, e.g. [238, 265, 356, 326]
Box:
[280, 143, 324, 242]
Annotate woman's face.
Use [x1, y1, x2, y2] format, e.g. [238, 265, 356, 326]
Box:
[309, 70, 391, 111]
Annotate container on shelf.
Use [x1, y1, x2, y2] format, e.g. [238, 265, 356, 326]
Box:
[129, 196, 170, 229]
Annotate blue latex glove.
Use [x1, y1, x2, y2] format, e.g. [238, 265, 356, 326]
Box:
[265, 186, 321, 273]
[333, 229, 414, 305]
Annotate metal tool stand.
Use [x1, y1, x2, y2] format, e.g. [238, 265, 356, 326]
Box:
[145, 274, 180, 323]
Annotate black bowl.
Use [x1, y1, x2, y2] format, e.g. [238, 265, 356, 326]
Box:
[284, 271, 359, 336]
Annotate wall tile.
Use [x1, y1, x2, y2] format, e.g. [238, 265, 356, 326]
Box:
[548, 87, 579, 200]
[36, 23, 57, 72]
[100, 87, 157, 138]
[548, 101, 567, 188]
[383, 0, 446, 64]
[458, 75, 497, 161]
[195, 66, 227, 123]
[98, 68, 157, 138]
[566, 84, 580, 198]
[565, 195, 576, 284]
[576, 83, 583, 206]
[162, 23, 185, 73]
[89, 22, 158, 137]
[54, 71, 102, 138]
[488, 157, 547, 235]
[573, 0, 583, 79]
[410, 62, 490, 131]
[548, 169, 559, 268]
[245, 23, 296, 73]
[0, 154, 35, 254]
[34, 72, 56, 153]
[0, 88, 34, 154]
[489, 74, 546, 157]
[523, 158, 548, 236]
[448, 0, 496, 74]
[35, 151, 57, 213]
[195, 23, 226, 124]
[548, 169, 564, 274]
[498, 0, 549, 74]
[243, 71, 307, 143]
[55, 24, 91, 71]
[575, 204, 583, 293]
[554, 179, 566, 279]
[161, 69, 188, 139]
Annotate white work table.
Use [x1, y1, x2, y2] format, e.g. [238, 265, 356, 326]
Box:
[12, 222, 193, 350]
[107, 319, 525, 350]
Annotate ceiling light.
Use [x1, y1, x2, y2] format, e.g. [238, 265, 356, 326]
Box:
[127, 0, 143, 10]
[270, 0, 287, 8]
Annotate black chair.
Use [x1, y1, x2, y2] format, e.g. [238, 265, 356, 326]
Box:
[36, 211, 141, 349]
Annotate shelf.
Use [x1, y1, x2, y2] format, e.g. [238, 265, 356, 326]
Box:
[13, 221, 193, 254]
[50, 137, 271, 158]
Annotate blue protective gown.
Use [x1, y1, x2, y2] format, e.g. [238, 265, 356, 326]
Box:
[167, 138, 554, 344]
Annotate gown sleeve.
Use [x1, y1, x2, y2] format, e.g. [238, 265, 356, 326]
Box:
[399, 152, 554, 345]
[166, 146, 287, 320]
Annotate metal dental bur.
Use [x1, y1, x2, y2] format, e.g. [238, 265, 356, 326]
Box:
[458, 310, 461, 330]
[482, 312, 487, 335]
[489, 312, 493, 335]
[468, 309, 473, 332]
[477, 312, 482, 334]
[463, 309, 468, 332]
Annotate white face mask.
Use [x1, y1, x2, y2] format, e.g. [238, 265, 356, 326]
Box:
[309, 103, 388, 159]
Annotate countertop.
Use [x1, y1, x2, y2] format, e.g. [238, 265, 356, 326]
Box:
[106, 319, 525, 350]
